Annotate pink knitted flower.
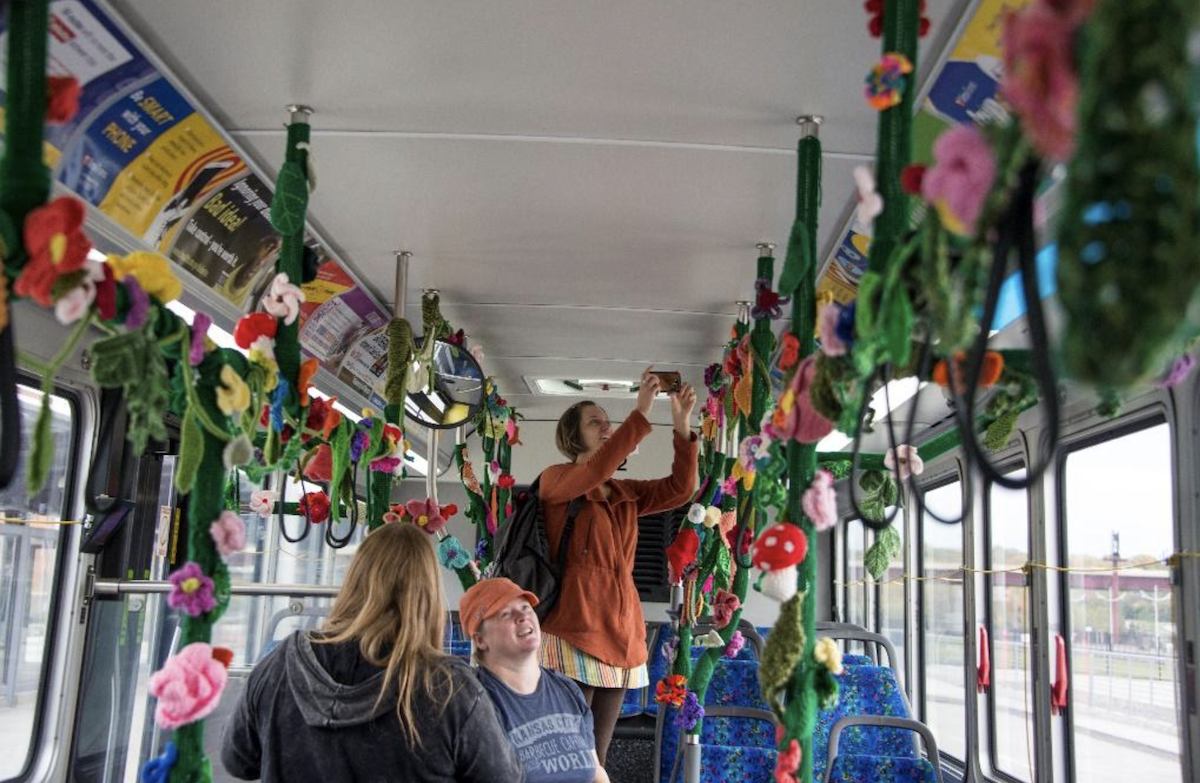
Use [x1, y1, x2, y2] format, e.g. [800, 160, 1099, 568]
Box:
[720, 476, 739, 498]
[921, 124, 996, 236]
[209, 511, 246, 559]
[712, 589, 741, 629]
[765, 356, 834, 444]
[406, 499, 447, 534]
[801, 470, 839, 532]
[818, 303, 847, 357]
[723, 630, 746, 659]
[884, 444, 925, 481]
[189, 312, 212, 366]
[148, 642, 228, 730]
[774, 739, 802, 783]
[1001, 3, 1081, 162]
[260, 272, 305, 325]
[167, 562, 217, 617]
[249, 489, 277, 519]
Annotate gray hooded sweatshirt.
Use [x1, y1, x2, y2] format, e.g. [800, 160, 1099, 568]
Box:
[221, 632, 525, 782]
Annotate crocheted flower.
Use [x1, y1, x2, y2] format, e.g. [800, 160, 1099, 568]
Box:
[814, 637, 845, 675]
[46, 75, 81, 122]
[233, 312, 278, 350]
[853, 166, 883, 228]
[1001, 2, 1082, 162]
[752, 278, 790, 320]
[497, 474, 517, 490]
[655, 674, 688, 708]
[469, 343, 486, 365]
[686, 503, 706, 526]
[15, 196, 91, 307]
[437, 535, 472, 570]
[884, 444, 925, 481]
[53, 260, 103, 325]
[1156, 354, 1197, 388]
[167, 562, 217, 617]
[865, 0, 930, 38]
[406, 499, 446, 534]
[140, 741, 178, 783]
[369, 455, 402, 474]
[222, 434, 254, 470]
[216, 365, 251, 416]
[382, 510, 404, 524]
[248, 337, 278, 385]
[269, 378, 288, 432]
[765, 356, 834, 444]
[210, 511, 246, 559]
[698, 505, 719, 530]
[932, 350, 1005, 389]
[666, 528, 700, 583]
[147, 643, 227, 730]
[921, 124, 996, 237]
[724, 630, 746, 659]
[712, 589, 741, 629]
[299, 492, 331, 524]
[349, 429, 371, 462]
[835, 301, 857, 351]
[718, 511, 737, 545]
[778, 332, 801, 371]
[303, 444, 334, 482]
[801, 469, 839, 532]
[720, 476, 739, 498]
[94, 262, 117, 321]
[250, 489, 277, 519]
[109, 251, 182, 303]
[774, 739, 801, 783]
[260, 272, 305, 325]
[818, 303, 847, 357]
[189, 312, 212, 366]
[673, 691, 704, 730]
[901, 164, 928, 195]
[864, 52, 913, 110]
[122, 277, 150, 330]
[298, 358, 319, 406]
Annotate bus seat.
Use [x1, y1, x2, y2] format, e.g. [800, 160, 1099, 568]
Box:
[823, 715, 944, 783]
[813, 666, 918, 783]
[841, 653, 874, 667]
[655, 705, 778, 783]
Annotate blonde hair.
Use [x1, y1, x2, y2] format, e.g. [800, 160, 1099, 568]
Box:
[556, 400, 598, 460]
[315, 523, 454, 746]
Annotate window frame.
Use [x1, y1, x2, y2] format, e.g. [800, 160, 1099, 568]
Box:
[1054, 413, 1175, 783]
[6, 377, 82, 783]
[915, 470, 968, 767]
[982, 460, 1034, 783]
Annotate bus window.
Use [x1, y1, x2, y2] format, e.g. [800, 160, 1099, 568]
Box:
[844, 518, 865, 627]
[0, 385, 76, 782]
[1062, 424, 1180, 783]
[877, 512, 906, 683]
[986, 469, 1034, 781]
[919, 479, 966, 762]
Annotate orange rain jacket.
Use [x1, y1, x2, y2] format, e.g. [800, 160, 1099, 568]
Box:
[540, 409, 698, 668]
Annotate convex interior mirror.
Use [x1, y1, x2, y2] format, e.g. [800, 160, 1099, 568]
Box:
[404, 338, 485, 429]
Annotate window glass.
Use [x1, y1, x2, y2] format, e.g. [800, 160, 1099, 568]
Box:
[845, 519, 865, 627]
[920, 480, 965, 761]
[0, 386, 75, 781]
[987, 470, 1034, 781]
[877, 515, 905, 680]
[1063, 424, 1180, 783]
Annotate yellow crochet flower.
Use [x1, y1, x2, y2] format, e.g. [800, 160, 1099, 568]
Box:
[730, 461, 757, 490]
[108, 252, 182, 303]
[813, 637, 844, 675]
[216, 365, 251, 416]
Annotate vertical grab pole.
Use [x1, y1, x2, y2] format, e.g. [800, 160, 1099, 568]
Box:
[393, 251, 411, 320]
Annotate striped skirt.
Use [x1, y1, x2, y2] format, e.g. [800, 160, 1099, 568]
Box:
[539, 632, 649, 689]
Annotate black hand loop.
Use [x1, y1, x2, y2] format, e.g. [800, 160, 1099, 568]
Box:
[947, 160, 1059, 491]
[278, 458, 312, 544]
[324, 461, 360, 549]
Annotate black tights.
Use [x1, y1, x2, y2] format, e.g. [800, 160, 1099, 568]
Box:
[575, 682, 626, 767]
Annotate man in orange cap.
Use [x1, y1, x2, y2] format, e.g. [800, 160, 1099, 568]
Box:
[461, 578, 610, 783]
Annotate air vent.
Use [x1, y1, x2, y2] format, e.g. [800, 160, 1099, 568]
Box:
[525, 377, 641, 398]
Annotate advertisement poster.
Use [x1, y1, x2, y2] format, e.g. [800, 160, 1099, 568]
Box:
[167, 173, 281, 309]
[336, 326, 390, 410]
[299, 259, 390, 369]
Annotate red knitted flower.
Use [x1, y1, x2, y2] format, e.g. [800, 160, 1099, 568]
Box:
[440, 503, 459, 518]
[299, 492, 331, 524]
[46, 75, 81, 123]
[233, 312, 278, 349]
[866, 0, 930, 38]
[654, 674, 688, 708]
[779, 333, 801, 371]
[901, 164, 928, 195]
[14, 197, 91, 307]
[497, 474, 517, 490]
[94, 262, 117, 321]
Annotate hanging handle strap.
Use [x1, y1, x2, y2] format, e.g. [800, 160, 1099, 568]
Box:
[1051, 634, 1069, 715]
[976, 625, 991, 693]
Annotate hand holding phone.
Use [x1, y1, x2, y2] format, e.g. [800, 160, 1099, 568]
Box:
[649, 371, 682, 394]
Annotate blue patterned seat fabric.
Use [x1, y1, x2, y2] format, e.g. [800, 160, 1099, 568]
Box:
[813, 666, 917, 783]
[841, 652, 874, 667]
[699, 744, 777, 783]
[826, 753, 938, 782]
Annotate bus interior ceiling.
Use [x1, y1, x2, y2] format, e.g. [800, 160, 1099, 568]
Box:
[0, 1, 1197, 783]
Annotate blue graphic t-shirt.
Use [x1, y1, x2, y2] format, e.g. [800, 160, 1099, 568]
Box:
[476, 666, 596, 783]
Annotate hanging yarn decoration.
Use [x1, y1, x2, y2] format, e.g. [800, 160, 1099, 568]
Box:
[751, 277, 790, 320]
[864, 53, 913, 110]
[385, 317, 415, 407]
[1056, 0, 1200, 388]
[865, 0, 929, 38]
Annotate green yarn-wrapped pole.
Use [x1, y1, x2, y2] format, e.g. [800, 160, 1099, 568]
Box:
[0, 0, 51, 223]
[269, 116, 311, 415]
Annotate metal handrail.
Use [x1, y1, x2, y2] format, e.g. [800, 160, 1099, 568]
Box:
[91, 579, 341, 598]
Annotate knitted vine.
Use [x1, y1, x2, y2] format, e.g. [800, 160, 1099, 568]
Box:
[269, 118, 311, 416]
[1057, 0, 1200, 388]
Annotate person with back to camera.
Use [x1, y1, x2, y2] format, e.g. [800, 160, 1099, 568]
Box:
[538, 368, 698, 766]
[464, 576, 612, 783]
[220, 523, 524, 783]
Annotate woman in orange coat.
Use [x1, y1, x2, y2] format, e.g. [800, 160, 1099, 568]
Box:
[539, 368, 698, 766]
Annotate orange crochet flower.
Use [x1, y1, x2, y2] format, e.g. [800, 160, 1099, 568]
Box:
[46, 76, 81, 123]
[654, 674, 688, 708]
[932, 350, 1005, 389]
[14, 197, 91, 307]
[298, 358, 319, 406]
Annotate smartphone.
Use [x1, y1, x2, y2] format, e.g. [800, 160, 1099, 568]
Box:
[649, 371, 683, 394]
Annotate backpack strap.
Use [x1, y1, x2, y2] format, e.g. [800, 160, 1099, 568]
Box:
[555, 495, 585, 574]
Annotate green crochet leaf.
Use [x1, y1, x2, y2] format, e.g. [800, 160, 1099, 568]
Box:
[758, 592, 806, 721]
[858, 469, 898, 523]
[778, 220, 811, 296]
[26, 395, 53, 494]
[175, 409, 203, 495]
[90, 328, 169, 453]
[864, 523, 901, 580]
[983, 409, 1019, 451]
[270, 161, 309, 236]
[855, 271, 883, 340]
[883, 288, 914, 368]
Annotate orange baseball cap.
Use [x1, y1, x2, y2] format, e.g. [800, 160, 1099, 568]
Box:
[459, 578, 539, 639]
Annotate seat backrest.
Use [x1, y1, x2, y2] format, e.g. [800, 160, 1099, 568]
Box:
[812, 666, 917, 783]
[841, 653, 874, 667]
[826, 753, 939, 783]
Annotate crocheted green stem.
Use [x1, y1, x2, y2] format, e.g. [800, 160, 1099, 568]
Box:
[273, 120, 310, 414]
[1057, 0, 1200, 387]
[0, 0, 51, 224]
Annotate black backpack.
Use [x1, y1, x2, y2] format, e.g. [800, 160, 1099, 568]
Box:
[484, 475, 584, 622]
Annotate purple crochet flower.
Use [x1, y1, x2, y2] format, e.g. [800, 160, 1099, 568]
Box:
[710, 485, 723, 507]
[835, 300, 857, 350]
[350, 430, 370, 462]
[124, 277, 150, 330]
[672, 691, 704, 731]
[724, 630, 746, 659]
[167, 562, 217, 617]
[703, 363, 721, 392]
[1155, 354, 1196, 388]
[189, 312, 212, 366]
[475, 538, 489, 561]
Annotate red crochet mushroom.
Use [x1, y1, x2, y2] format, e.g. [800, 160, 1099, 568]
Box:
[750, 523, 809, 602]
